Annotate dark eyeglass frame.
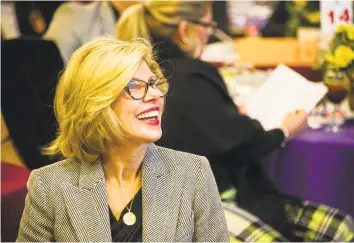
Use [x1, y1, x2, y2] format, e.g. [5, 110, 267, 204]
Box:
[188, 19, 218, 34]
[125, 77, 169, 100]
[162, 20, 218, 35]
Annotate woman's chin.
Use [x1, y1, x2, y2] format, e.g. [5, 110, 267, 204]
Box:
[137, 131, 162, 144]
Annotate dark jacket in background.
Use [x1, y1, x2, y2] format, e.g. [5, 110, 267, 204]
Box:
[153, 36, 300, 239]
[153, 36, 285, 192]
[2, 37, 64, 170]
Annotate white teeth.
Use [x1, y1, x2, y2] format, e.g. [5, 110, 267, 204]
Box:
[136, 110, 159, 119]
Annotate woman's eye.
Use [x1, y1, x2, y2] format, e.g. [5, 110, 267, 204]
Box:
[128, 80, 142, 90]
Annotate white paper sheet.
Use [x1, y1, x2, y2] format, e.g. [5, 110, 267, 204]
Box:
[244, 64, 328, 131]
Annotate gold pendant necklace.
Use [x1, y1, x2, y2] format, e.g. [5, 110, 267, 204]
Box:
[104, 167, 139, 226]
[122, 193, 136, 226]
[123, 211, 136, 226]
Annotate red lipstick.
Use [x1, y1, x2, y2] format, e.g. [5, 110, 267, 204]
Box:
[137, 106, 160, 116]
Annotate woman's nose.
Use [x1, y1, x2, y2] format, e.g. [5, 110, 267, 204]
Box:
[144, 85, 162, 101]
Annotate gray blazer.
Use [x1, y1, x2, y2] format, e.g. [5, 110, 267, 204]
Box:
[16, 144, 229, 242]
[44, 2, 116, 63]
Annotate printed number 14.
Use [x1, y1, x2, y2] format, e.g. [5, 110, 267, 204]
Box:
[328, 9, 350, 24]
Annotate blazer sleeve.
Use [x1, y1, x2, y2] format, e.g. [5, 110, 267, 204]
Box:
[193, 157, 229, 242]
[16, 170, 54, 242]
[43, 3, 81, 63]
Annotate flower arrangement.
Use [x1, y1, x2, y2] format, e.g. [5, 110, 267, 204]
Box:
[322, 24, 354, 78]
[320, 24, 354, 110]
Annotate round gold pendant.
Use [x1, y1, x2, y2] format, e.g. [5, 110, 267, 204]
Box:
[123, 212, 136, 226]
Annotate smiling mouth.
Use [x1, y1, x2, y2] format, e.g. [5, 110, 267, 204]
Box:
[136, 110, 159, 121]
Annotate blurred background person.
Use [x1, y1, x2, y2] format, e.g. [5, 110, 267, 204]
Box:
[116, 1, 354, 241]
[44, 1, 141, 63]
[1, 1, 63, 40]
[15, 1, 64, 37]
[1, 1, 21, 40]
[227, 0, 277, 37]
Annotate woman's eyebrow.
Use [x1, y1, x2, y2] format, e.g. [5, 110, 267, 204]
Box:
[130, 77, 145, 82]
[148, 76, 158, 82]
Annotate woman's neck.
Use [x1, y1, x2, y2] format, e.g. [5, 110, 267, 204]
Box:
[102, 143, 146, 183]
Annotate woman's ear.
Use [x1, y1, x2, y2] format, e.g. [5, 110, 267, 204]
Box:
[177, 20, 189, 43]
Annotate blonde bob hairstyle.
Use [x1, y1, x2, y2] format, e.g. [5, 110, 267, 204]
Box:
[44, 36, 163, 163]
[116, 1, 211, 58]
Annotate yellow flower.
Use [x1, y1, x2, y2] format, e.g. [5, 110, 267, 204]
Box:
[306, 12, 321, 24]
[335, 45, 354, 59]
[325, 54, 337, 69]
[333, 45, 354, 68]
[336, 24, 354, 40]
[337, 24, 349, 33]
[326, 45, 354, 68]
[294, 0, 307, 7]
[346, 26, 354, 40]
[326, 54, 335, 63]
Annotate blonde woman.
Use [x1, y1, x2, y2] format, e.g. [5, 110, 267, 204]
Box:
[16, 36, 229, 242]
[116, 1, 354, 242]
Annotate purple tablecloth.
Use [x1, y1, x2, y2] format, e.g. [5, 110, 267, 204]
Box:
[262, 124, 354, 217]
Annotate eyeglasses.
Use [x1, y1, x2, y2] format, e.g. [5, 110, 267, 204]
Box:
[188, 20, 218, 35]
[161, 20, 218, 35]
[125, 77, 169, 100]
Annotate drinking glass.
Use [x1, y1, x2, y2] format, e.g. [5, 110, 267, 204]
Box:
[323, 69, 350, 132]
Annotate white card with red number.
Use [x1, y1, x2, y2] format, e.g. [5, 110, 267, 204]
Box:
[320, 0, 353, 36]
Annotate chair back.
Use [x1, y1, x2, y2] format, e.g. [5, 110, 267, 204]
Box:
[2, 37, 64, 169]
[1, 162, 31, 242]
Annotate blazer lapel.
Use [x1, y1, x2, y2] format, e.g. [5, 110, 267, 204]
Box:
[61, 144, 181, 242]
[61, 160, 111, 242]
[142, 144, 181, 242]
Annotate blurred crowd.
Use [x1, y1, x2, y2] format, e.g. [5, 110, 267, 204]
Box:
[2, 1, 354, 242]
[1, 0, 324, 169]
[1, 1, 323, 40]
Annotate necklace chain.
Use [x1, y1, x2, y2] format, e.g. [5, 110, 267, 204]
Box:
[104, 167, 139, 213]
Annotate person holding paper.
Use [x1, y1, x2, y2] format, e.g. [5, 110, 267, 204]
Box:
[116, 1, 354, 241]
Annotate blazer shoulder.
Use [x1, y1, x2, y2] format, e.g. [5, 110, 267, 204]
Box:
[153, 144, 207, 172]
[32, 158, 80, 187]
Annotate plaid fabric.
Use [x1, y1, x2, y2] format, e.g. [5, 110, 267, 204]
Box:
[286, 200, 354, 242]
[223, 201, 288, 242]
[223, 200, 354, 242]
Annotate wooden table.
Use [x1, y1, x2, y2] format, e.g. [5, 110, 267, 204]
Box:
[234, 38, 322, 81]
